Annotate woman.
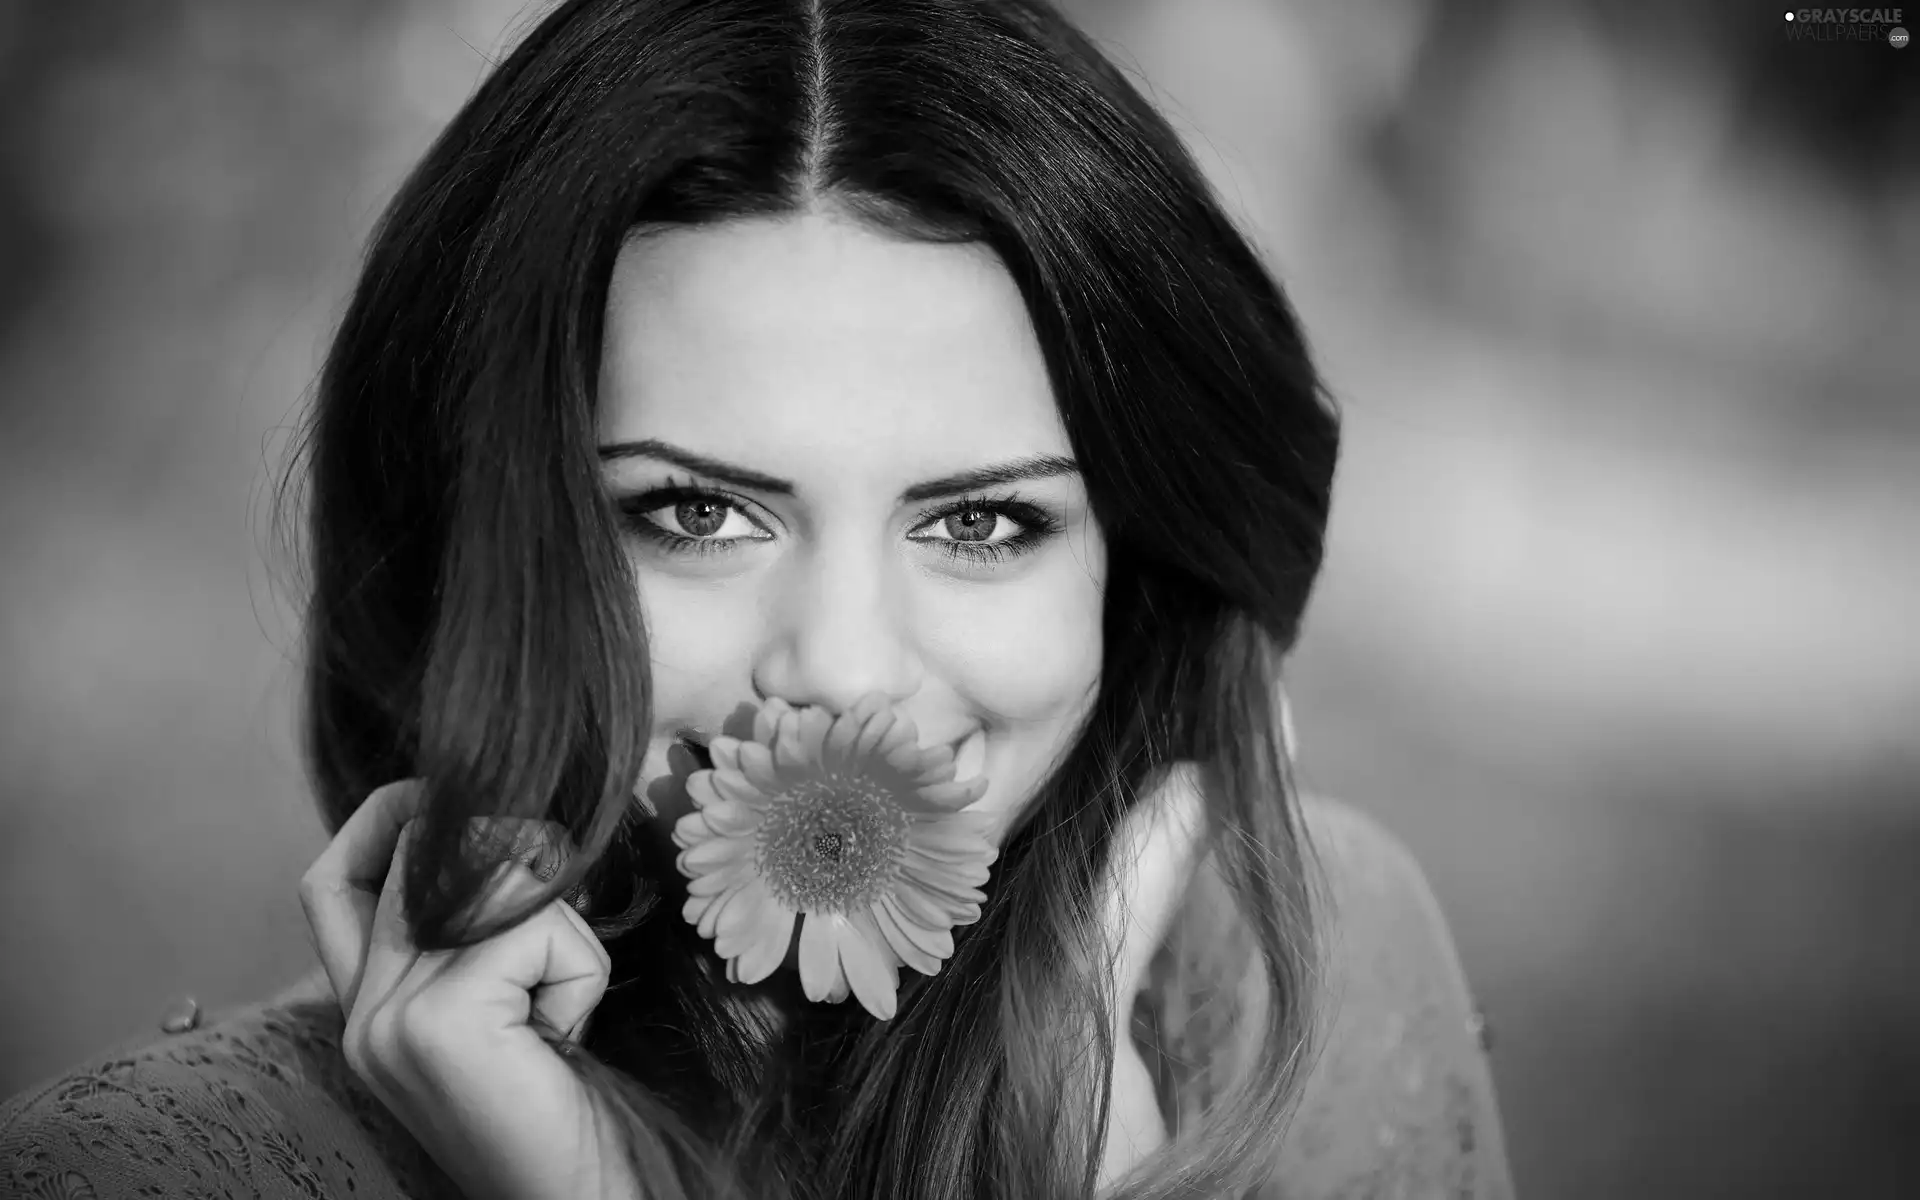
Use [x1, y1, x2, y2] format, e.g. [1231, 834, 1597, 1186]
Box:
[0, 0, 1512, 1197]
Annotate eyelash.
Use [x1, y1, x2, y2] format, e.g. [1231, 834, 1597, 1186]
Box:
[613, 479, 1063, 566]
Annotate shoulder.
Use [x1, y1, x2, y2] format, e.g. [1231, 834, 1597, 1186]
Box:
[1298, 793, 1468, 963]
[1275, 794, 1517, 1198]
[0, 975, 452, 1200]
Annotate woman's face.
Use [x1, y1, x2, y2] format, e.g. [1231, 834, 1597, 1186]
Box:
[597, 211, 1107, 841]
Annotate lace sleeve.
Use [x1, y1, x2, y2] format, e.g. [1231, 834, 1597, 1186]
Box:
[0, 981, 457, 1200]
[1273, 796, 1518, 1199]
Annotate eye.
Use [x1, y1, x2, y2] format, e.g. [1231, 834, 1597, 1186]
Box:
[906, 495, 1062, 566]
[646, 496, 760, 540]
[915, 504, 1024, 546]
[615, 484, 772, 558]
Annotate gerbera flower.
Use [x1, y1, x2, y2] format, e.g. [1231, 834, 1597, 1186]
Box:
[672, 692, 996, 1020]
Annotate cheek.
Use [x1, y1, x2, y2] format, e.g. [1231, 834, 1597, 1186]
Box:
[631, 536, 1106, 728]
[922, 555, 1105, 721]
[634, 572, 763, 723]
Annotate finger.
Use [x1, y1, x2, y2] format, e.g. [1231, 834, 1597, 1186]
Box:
[469, 859, 609, 1002]
[300, 779, 428, 1011]
[548, 893, 612, 1041]
[430, 865, 610, 1044]
[461, 817, 592, 920]
[351, 816, 582, 1021]
[461, 816, 577, 883]
[351, 814, 426, 1021]
[467, 834, 607, 1041]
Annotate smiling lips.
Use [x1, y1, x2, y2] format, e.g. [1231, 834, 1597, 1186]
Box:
[949, 728, 986, 788]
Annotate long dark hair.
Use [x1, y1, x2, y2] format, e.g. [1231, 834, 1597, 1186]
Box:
[271, 1, 1340, 1196]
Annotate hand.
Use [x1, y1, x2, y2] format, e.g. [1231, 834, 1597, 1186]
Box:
[299, 780, 629, 1200]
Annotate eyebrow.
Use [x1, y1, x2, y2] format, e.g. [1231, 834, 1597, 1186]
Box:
[597, 438, 1080, 504]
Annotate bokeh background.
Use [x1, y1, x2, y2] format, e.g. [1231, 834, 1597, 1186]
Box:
[1, 1, 1915, 1195]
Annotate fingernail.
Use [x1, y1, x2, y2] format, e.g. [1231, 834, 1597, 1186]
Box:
[159, 996, 201, 1034]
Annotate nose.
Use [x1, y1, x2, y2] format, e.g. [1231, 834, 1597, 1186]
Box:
[750, 543, 922, 713]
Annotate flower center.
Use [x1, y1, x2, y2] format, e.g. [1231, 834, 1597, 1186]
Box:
[755, 776, 908, 914]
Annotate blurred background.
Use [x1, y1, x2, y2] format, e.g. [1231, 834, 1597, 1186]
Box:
[0, 0, 1914, 1195]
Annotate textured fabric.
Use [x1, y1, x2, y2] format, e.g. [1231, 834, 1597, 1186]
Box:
[1269, 799, 1514, 1199]
[0, 797, 1504, 1199]
[1127, 798, 1511, 1199]
[0, 974, 457, 1200]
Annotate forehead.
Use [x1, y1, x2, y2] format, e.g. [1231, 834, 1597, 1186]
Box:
[598, 213, 1069, 475]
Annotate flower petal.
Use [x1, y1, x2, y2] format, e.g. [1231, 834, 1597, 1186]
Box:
[707, 771, 773, 813]
[822, 709, 867, 775]
[773, 710, 821, 777]
[839, 693, 891, 744]
[911, 809, 998, 839]
[737, 741, 783, 794]
[684, 786, 762, 836]
[889, 876, 983, 931]
[873, 893, 947, 973]
[709, 737, 742, 774]
[900, 850, 992, 892]
[795, 706, 834, 761]
[882, 735, 927, 778]
[853, 709, 899, 762]
[898, 859, 990, 915]
[697, 879, 756, 940]
[714, 884, 778, 957]
[839, 909, 901, 1020]
[902, 826, 996, 862]
[888, 875, 955, 928]
[864, 929, 906, 970]
[671, 811, 714, 850]
[679, 833, 753, 873]
[682, 888, 720, 927]
[702, 801, 763, 836]
[877, 711, 922, 758]
[753, 697, 793, 747]
[685, 856, 756, 897]
[733, 897, 797, 985]
[685, 771, 724, 810]
[798, 912, 847, 1003]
